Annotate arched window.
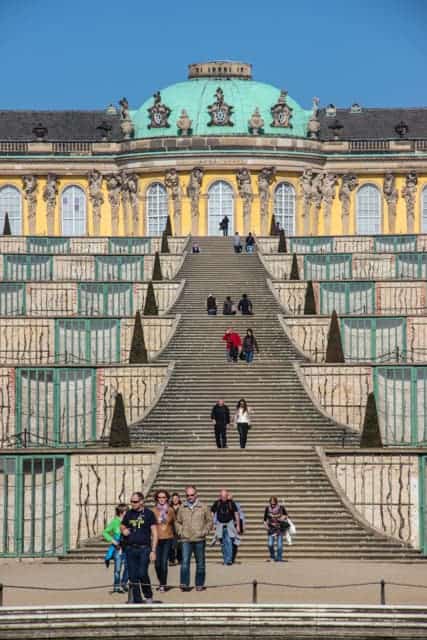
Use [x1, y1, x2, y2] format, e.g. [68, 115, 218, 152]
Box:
[356, 184, 381, 235]
[422, 186, 427, 233]
[207, 180, 234, 236]
[0, 185, 22, 234]
[146, 183, 168, 235]
[274, 182, 295, 235]
[61, 186, 86, 236]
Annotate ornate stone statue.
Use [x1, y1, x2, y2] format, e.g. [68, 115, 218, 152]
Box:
[22, 175, 38, 235]
[176, 109, 192, 135]
[258, 167, 276, 235]
[339, 173, 358, 235]
[311, 172, 324, 234]
[236, 168, 253, 234]
[299, 169, 314, 234]
[307, 97, 321, 139]
[148, 91, 171, 129]
[121, 172, 139, 235]
[322, 172, 338, 235]
[248, 107, 264, 134]
[207, 87, 234, 127]
[383, 173, 398, 233]
[270, 90, 293, 128]
[106, 173, 122, 235]
[42, 173, 58, 235]
[119, 97, 134, 139]
[186, 167, 204, 235]
[88, 170, 104, 235]
[165, 168, 182, 235]
[401, 171, 418, 233]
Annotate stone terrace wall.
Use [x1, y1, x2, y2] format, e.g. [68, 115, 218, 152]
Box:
[325, 451, 420, 548]
[0, 236, 190, 255]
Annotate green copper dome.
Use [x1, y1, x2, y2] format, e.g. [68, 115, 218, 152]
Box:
[130, 75, 312, 139]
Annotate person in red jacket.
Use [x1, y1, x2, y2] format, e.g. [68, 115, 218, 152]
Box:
[222, 328, 242, 363]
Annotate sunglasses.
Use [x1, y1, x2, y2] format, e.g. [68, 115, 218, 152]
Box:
[130, 499, 142, 503]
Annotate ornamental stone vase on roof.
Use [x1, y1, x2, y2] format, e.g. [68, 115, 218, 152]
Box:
[248, 107, 264, 134]
[176, 109, 192, 135]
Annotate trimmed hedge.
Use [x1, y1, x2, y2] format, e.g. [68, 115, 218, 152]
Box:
[3, 212, 11, 236]
[161, 230, 170, 254]
[129, 310, 148, 364]
[304, 280, 316, 315]
[325, 310, 345, 363]
[109, 393, 131, 448]
[278, 229, 287, 253]
[360, 392, 383, 448]
[152, 251, 163, 281]
[270, 214, 277, 236]
[143, 280, 159, 316]
[164, 215, 172, 237]
[289, 253, 300, 280]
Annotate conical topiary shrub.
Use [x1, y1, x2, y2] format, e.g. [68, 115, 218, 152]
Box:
[278, 229, 287, 253]
[325, 310, 345, 363]
[3, 212, 11, 236]
[303, 280, 317, 315]
[290, 253, 300, 280]
[270, 214, 277, 236]
[129, 310, 148, 364]
[164, 215, 172, 237]
[360, 392, 383, 448]
[152, 251, 163, 281]
[109, 393, 131, 448]
[143, 280, 158, 316]
[161, 230, 170, 254]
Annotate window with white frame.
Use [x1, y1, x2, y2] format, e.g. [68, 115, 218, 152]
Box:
[146, 183, 168, 235]
[207, 180, 234, 235]
[356, 184, 381, 235]
[274, 182, 295, 235]
[0, 185, 22, 234]
[61, 186, 86, 236]
[422, 186, 427, 233]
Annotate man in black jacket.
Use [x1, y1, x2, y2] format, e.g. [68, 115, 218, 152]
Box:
[211, 399, 230, 448]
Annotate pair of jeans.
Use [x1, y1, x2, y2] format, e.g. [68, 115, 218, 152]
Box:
[214, 424, 227, 448]
[268, 533, 283, 561]
[113, 547, 128, 590]
[180, 540, 206, 588]
[245, 350, 254, 363]
[207, 309, 217, 315]
[220, 526, 233, 564]
[169, 537, 182, 564]
[237, 423, 249, 448]
[222, 228, 228, 236]
[125, 546, 153, 602]
[155, 538, 172, 587]
[246, 245, 254, 253]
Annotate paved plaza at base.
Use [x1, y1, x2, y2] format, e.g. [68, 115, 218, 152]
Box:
[1, 558, 426, 607]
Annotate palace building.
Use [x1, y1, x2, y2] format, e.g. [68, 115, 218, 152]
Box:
[1, 60, 427, 238]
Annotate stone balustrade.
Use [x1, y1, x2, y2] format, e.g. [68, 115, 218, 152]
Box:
[257, 233, 427, 254]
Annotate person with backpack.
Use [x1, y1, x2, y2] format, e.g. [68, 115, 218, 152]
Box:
[245, 232, 256, 254]
[219, 215, 230, 236]
[263, 496, 289, 562]
[206, 294, 217, 316]
[222, 296, 236, 315]
[211, 489, 241, 565]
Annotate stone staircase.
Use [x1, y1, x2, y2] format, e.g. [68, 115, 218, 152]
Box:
[60, 237, 425, 563]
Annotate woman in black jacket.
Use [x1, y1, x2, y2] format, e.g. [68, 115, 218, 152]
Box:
[242, 329, 259, 363]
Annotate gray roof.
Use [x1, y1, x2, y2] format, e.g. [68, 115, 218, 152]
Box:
[319, 107, 427, 140]
[0, 110, 121, 141]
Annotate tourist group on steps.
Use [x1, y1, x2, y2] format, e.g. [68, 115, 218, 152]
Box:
[103, 489, 295, 603]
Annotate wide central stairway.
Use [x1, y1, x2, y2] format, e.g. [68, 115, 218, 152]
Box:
[65, 237, 424, 562]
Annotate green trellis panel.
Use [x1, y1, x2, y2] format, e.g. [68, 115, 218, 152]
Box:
[304, 254, 352, 280]
[78, 283, 134, 316]
[0, 283, 25, 314]
[26, 237, 70, 254]
[374, 235, 417, 253]
[55, 318, 121, 364]
[289, 237, 333, 253]
[340, 317, 406, 363]
[374, 366, 427, 445]
[320, 281, 375, 314]
[4, 255, 53, 280]
[95, 256, 144, 281]
[16, 367, 96, 447]
[108, 238, 151, 254]
[396, 253, 427, 279]
[0, 454, 70, 557]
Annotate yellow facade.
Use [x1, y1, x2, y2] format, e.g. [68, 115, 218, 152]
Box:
[0, 171, 426, 237]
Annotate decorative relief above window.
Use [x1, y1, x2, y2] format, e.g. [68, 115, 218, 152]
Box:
[148, 91, 171, 129]
[270, 90, 293, 128]
[207, 88, 234, 127]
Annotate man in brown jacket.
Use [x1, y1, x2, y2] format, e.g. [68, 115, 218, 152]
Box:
[175, 485, 212, 591]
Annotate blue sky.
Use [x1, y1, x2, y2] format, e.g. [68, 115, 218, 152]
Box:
[0, 0, 425, 110]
